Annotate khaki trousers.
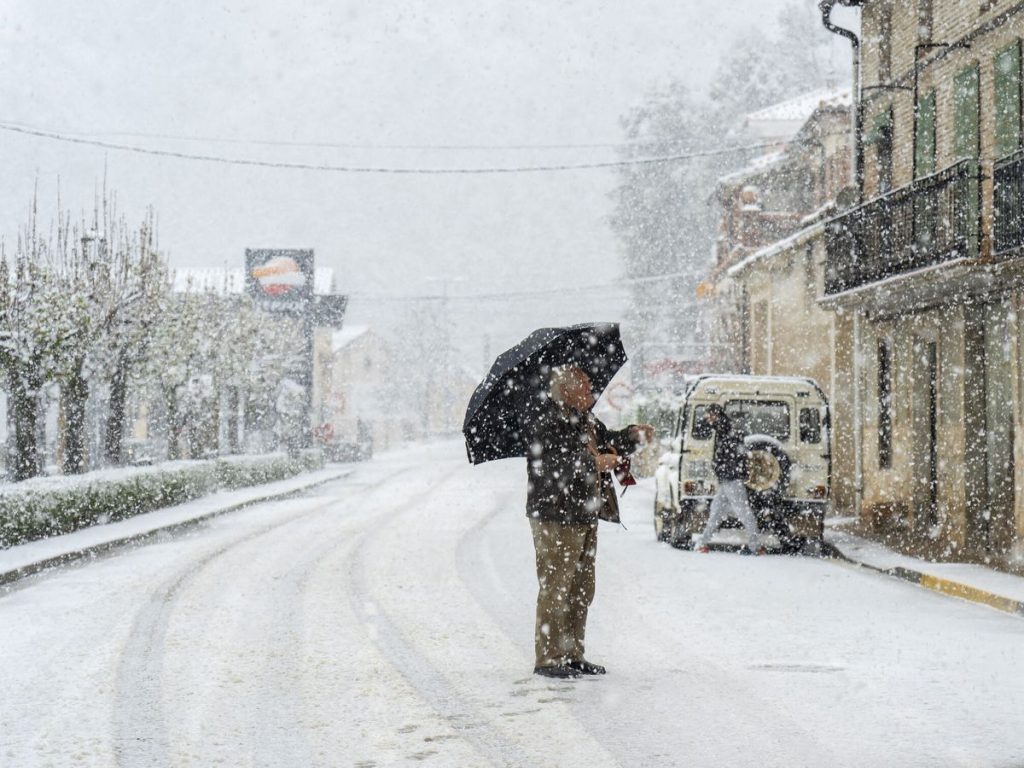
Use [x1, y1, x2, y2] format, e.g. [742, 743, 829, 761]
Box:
[529, 517, 598, 667]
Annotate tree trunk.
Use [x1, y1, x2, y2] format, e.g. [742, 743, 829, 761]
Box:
[11, 371, 42, 481]
[165, 386, 183, 460]
[225, 387, 240, 454]
[104, 356, 130, 466]
[61, 359, 89, 474]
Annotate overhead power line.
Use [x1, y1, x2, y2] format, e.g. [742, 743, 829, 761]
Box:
[0, 122, 777, 175]
[0, 119, 706, 152]
[348, 271, 703, 302]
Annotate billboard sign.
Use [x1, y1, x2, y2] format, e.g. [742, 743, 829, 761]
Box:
[245, 248, 314, 313]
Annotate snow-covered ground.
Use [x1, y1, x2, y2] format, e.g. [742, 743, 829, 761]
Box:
[2, 440, 1023, 767]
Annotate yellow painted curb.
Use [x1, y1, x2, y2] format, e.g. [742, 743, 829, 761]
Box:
[828, 551, 1024, 619]
[917, 573, 1024, 617]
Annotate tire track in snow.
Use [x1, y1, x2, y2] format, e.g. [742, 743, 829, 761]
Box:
[347, 462, 622, 768]
[454, 489, 530, 646]
[111, 453, 459, 767]
[344, 465, 539, 768]
[111, 496, 343, 767]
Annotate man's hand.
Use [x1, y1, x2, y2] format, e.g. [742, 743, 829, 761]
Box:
[630, 424, 655, 443]
[595, 453, 620, 473]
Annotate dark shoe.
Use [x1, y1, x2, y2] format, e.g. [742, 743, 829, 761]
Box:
[567, 659, 606, 675]
[738, 546, 766, 556]
[533, 664, 582, 679]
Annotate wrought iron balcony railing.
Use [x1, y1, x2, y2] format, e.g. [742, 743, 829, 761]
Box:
[994, 150, 1024, 256]
[824, 160, 981, 295]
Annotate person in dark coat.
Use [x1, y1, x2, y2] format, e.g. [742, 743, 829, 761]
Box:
[526, 365, 653, 678]
[693, 404, 763, 554]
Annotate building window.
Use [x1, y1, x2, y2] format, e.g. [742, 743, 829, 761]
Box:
[954, 63, 981, 159]
[878, 340, 893, 469]
[915, 89, 937, 177]
[868, 109, 895, 194]
[878, 3, 893, 81]
[994, 41, 1022, 158]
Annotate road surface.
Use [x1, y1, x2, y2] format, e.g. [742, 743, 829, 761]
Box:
[2, 441, 1022, 767]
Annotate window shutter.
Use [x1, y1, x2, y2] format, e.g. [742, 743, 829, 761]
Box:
[865, 111, 888, 146]
[915, 90, 937, 177]
[954, 64, 981, 160]
[994, 41, 1022, 158]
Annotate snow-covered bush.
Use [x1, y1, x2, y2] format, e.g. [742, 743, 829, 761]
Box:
[215, 451, 322, 490]
[0, 451, 323, 548]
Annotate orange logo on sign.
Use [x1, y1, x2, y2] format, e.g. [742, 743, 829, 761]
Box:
[251, 256, 306, 296]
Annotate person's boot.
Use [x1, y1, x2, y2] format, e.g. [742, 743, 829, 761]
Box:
[567, 659, 606, 675]
[533, 664, 582, 679]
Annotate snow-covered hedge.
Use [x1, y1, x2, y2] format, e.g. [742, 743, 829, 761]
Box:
[0, 451, 323, 548]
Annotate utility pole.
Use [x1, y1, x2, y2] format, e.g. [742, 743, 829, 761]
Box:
[425, 276, 466, 435]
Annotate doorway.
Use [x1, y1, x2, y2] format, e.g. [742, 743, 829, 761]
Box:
[911, 338, 939, 531]
[968, 302, 1016, 555]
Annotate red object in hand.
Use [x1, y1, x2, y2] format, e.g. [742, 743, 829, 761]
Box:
[614, 457, 637, 487]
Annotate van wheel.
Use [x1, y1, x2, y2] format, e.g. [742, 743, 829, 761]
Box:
[779, 535, 806, 555]
[745, 439, 792, 507]
[800, 538, 823, 557]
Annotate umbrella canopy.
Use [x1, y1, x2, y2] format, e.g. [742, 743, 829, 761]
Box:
[463, 322, 627, 464]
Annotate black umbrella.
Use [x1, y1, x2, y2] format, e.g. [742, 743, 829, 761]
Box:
[463, 322, 627, 465]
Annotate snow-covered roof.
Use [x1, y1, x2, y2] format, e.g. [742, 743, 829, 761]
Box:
[687, 373, 826, 396]
[331, 325, 371, 351]
[746, 87, 851, 124]
[172, 267, 336, 295]
[718, 88, 852, 188]
[743, 87, 851, 143]
[727, 218, 825, 278]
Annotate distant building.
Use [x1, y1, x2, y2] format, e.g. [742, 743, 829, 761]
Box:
[323, 325, 479, 454]
[704, 88, 852, 375]
[324, 325, 405, 452]
[704, 89, 856, 513]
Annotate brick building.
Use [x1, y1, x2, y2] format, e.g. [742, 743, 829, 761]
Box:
[821, 0, 1024, 567]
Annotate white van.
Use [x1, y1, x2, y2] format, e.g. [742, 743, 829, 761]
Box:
[653, 374, 831, 554]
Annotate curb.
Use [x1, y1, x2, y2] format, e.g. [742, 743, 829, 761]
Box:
[0, 469, 351, 588]
[825, 541, 1024, 619]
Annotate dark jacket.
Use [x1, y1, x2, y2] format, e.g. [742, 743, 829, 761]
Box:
[711, 417, 749, 481]
[525, 405, 638, 525]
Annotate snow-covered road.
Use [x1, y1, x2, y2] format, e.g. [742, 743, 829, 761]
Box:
[2, 441, 1023, 767]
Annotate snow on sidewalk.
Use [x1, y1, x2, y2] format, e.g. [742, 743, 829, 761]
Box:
[0, 466, 349, 582]
[825, 521, 1024, 614]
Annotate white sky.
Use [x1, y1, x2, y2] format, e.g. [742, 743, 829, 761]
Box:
[0, 0, 851, 370]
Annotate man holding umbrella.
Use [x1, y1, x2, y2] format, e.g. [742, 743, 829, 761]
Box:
[526, 365, 652, 678]
[463, 323, 652, 679]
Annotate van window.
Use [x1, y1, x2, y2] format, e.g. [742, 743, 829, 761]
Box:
[691, 405, 713, 440]
[724, 400, 790, 441]
[799, 408, 822, 443]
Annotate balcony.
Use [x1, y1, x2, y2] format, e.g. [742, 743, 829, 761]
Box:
[824, 160, 981, 296]
[994, 150, 1024, 255]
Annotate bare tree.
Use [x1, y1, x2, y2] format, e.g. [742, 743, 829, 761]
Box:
[0, 198, 88, 479]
